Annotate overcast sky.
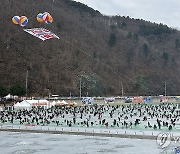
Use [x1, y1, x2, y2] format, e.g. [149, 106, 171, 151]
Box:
[73, 0, 180, 29]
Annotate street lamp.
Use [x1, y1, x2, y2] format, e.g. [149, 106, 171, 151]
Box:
[44, 89, 51, 99]
[25, 70, 28, 97]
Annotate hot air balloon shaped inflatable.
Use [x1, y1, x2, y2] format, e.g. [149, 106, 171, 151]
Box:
[37, 12, 53, 24]
[12, 16, 20, 25]
[45, 14, 53, 24]
[12, 15, 28, 27]
[36, 13, 44, 23]
[19, 16, 28, 27]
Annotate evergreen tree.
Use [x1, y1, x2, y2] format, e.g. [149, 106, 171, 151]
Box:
[10, 84, 26, 96]
[0, 86, 8, 97]
[108, 33, 116, 47]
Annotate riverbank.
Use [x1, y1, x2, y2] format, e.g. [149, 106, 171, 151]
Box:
[1, 124, 179, 142]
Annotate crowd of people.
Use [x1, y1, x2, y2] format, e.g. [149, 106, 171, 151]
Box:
[0, 102, 180, 131]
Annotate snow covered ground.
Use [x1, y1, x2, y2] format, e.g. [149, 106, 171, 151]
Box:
[0, 131, 172, 154]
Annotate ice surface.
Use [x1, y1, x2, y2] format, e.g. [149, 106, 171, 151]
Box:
[0, 131, 178, 154]
[1, 103, 180, 153]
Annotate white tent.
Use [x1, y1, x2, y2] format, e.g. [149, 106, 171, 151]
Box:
[4, 94, 13, 100]
[14, 101, 31, 110]
[53, 100, 68, 106]
[51, 100, 61, 106]
[68, 101, 77, 106]
[0, 106, 3, 111]
[104, 97, 115, 103]
[51, 101, 56, 106]
[74, 102, 77, 105]
[61, 100, 68, 105]
[14, 102, 21, 107]
[56, 100, 62, 106]
[14, 99, 50, 110]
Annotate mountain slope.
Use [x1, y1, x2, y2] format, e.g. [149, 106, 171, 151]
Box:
[0, 0, 179, 96]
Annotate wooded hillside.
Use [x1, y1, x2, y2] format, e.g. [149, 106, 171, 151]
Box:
[0, 0, 179, 97]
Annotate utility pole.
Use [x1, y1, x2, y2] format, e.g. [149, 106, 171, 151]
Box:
[165, 81, 167, 96]
[45, 89, 51, 99]
[48, 89, 51, 99]
[79, 78, 82, 98]
[121, 81, 124, 97]
[25, 70, 28, 97]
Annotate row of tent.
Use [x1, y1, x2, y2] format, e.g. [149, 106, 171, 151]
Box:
[3, 94, 18, 100]
[103, 97, 152, 103]
[14, 100, 77, 110]
[82, 97, 152, 104]
[106, 96, 179, 103]
[51, 100, 77, 106]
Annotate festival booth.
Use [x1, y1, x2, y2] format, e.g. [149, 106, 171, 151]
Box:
[144, 97, 152, 103]
[175, 96, 180, 102]
[52, 100, 68, 106]
[14, 99, 50, 110]
[104, 97, 115, 104]
[51, 100, 56, 106]
[55, 100, 62, 106]
[54, 100, 63, 106]
[159, 95, 168, 102]
[61, 100, 68, 105]
[133, 96, 144, 103]
[82, 97, 94, 105]
[67, 101, 77, 106]
[124, 97, 133, 103]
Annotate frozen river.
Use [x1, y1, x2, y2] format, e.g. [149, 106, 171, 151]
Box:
[1, 102, 180, 153]
[0, 131, 178, 154]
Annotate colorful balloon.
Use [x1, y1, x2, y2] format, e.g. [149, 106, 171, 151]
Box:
[36, 12, 53, 24]
[12, 16, 20, 25]
[19, 16, 28, 27]
[42, 12, 53, 24]
[36, 13, 44, 23]
[45, 14, 53, 24]
[42, 12, 50, 22]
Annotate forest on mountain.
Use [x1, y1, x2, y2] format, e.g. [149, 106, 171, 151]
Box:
[0, 0, 179, 97]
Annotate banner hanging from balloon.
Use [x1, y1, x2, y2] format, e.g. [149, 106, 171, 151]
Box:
[23, 28, 60, 41]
